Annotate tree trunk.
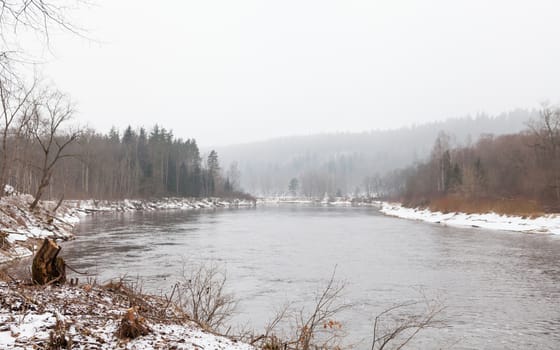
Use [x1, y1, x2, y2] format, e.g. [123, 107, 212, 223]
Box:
[32, 238, 66, 285]
[30, 175, 49, 210]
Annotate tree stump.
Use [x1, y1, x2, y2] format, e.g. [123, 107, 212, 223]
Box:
[32, 238, 66, 285]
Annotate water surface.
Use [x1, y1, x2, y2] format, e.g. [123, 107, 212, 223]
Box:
[64, 206, 560, 349]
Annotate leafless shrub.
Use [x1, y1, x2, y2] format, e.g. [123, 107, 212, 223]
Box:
[248, 303, 291, 349]
[294, 269, 349, 350]
[249, 268, 351, 350]
[244, 270, 446, 350]
[371, 298, 445, 350]
[174, 263, 236, 331]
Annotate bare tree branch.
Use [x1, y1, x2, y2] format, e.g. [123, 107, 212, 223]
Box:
[371, 298, 446, 350]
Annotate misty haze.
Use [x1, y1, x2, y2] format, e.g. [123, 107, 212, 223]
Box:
[1, 1, 559, 350]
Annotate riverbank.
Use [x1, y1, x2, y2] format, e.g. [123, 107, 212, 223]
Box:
[0, 194, 256, 266]
[0, 279, 253, 349]
[380, 202, 560, 234]
[258, 196, 380, 207]
[67, 197, 256, 213]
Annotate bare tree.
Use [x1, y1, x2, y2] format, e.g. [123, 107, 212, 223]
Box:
[0, 0, 80, 34]
[0, 75, 36, 196]
[0, 0, 85, 202]
[29, 89, 80, 209]
[529, 103, 560, 203]
[430, 131, 451, 194]
[226, 161, 241, 192]
[0, 0, 86, 84]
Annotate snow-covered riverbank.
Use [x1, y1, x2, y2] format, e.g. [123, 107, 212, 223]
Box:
[380, 202, 560, 235]
[0, 195, 256, 265]
[258, 196, 380, 207]
[67, 197, 256, 213]
[0, 194, 78, 265]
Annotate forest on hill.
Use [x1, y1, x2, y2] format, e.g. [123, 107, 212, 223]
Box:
[216, 109, 537, 196]
[395, 105, 560, 213]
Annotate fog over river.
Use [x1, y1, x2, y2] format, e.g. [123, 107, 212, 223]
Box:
[64, 206, 560, 349]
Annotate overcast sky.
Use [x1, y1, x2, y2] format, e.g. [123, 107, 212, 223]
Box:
[35, 0, 560, 147]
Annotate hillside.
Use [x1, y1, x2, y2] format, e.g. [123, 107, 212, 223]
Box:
[214, 109, 536, 196]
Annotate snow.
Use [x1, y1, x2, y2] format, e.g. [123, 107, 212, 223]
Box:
[380, 202, 560, 235]
[11, 313, 54, 338]
[66, 197, 256, 213]
[27, 226, 55, 239]
[0, 282, 254, 350]
[0, 312, 55, 347]
[9, 246, 32, 258]
[3, 185, 15, 196]
[5, 234, 27, 244]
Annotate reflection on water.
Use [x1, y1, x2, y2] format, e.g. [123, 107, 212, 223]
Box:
[63, 206, 560, 349]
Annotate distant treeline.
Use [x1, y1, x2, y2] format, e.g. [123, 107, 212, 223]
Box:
[55, 125, 242, 199]
[216, 109, 535, 196]
[64, 125, 247, 199]
[390, 105, 560, 213]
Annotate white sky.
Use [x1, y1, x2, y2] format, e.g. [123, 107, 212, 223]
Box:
[34, 0, 560, 147]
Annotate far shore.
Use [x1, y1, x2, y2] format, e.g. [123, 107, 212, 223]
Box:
[260, 197, 560, 235]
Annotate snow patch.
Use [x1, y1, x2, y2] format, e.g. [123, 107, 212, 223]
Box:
[380, 202, 560, 235]
[3, 185, 15, 196]
[0, 283, 254, 349]
[5, 234, 27, 244]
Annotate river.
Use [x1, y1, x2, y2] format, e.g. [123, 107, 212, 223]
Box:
[63, 205, 560, 349]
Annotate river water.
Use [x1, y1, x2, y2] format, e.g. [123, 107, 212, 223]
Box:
[63, 205, 560, 349]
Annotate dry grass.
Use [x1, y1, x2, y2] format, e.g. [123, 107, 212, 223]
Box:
[426, 195, 545, 217]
